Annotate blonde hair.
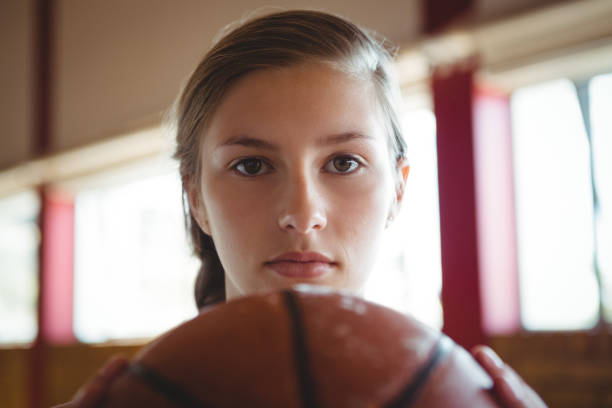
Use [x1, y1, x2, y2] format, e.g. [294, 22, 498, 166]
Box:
[173, 10, 407, 309]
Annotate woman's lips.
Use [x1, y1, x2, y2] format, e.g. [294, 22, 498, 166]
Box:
[265, 252, 335, 278]
[266, 261, 332, 278]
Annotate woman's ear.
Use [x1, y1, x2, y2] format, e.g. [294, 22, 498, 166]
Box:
[387, 158, 410, 227]
[185, 181, 211, 236]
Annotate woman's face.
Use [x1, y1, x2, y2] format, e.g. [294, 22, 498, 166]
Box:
[192, 63, 405, 301]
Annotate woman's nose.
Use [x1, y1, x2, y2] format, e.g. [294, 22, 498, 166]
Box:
[277, 174, 327, 234]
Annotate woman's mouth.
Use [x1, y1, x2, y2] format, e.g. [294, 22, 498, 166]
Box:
[265, 251, 335, 278]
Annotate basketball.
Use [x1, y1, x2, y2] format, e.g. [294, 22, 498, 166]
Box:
[101, 286, 501, 407]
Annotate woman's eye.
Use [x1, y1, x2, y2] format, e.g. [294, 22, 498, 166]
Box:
[233, 158, 270, 176]
[326, 156, 361, 174]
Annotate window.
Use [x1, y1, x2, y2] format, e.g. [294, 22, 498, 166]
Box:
[365, 109, 443, 329]
[590, 72, 612, 322]
[0, 190, 40, 344]
[511, 77, 609, 330]
[73, 164, 199, 342]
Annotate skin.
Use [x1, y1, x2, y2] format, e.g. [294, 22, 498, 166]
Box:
[472, 346, 548, 408]
[54, 63, 547, 408]
[189, 63, 407, 300]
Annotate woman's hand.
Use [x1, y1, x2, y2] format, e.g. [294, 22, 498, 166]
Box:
[52, 355, 129, 408]
[472, 345, 548, 408]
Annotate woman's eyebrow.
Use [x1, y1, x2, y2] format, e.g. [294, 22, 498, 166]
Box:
[318, 132, 374, 145]
[219, 136, 279, 150]
[218, 132, 374, 150]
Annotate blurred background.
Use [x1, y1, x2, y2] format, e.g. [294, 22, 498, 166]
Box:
[0, 0, 611, 406]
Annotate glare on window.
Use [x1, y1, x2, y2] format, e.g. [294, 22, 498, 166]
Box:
[590, 72, 612, 322]
[74, 169, 199, 342]
[365, 109, 443, 329]
[0, 190, 40, 344]
[511, 79, 599, 330]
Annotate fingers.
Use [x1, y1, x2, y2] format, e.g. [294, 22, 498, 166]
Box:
[472, 345, 548, 408]
[472, 345, 523, 403]
[71, 355, 129, 408]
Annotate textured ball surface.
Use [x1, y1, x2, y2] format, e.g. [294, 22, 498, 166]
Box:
[102, 286, 501, 407]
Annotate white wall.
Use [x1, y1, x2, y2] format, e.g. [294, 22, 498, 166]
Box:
[52, 0, 422, 152]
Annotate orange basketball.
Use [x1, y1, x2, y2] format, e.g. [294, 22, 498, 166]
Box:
[101, 286, 501, 407]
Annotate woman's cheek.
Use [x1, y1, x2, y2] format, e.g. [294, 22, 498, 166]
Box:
[201, 179, 260, 242]
[331, 180, 391, 264]
[213, 186, 273, 234]
[333, 172, 393, 221]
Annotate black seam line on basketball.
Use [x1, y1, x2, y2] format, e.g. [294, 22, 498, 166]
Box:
[383, 335, 454, 408]
[283, 290, 319, 408]
[128, 362, 212, 408]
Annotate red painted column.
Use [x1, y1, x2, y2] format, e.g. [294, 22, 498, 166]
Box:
[433, 63, 485, 350]
[29, 0, 57, 406]
[433, 64, 521, 350]
[33, 0, 52, 156]
[40, 189, 76, 343]
[29, 187, 76, 408]
[29, 188, 46, 408]
[423, 0, 474, 33]
[473, 86, 521, 335]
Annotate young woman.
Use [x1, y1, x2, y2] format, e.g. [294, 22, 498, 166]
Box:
[58, 10, 546, 408]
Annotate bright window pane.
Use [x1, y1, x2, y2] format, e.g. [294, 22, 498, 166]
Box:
[0, 190, 39, 344]
[590, 72, 612, 322]
[511, 79, 599, 330]
[365, 109, 443, 329]
[74, 167, 199, 342]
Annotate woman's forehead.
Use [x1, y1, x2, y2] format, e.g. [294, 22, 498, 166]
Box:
[202, 63, 388, 149]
